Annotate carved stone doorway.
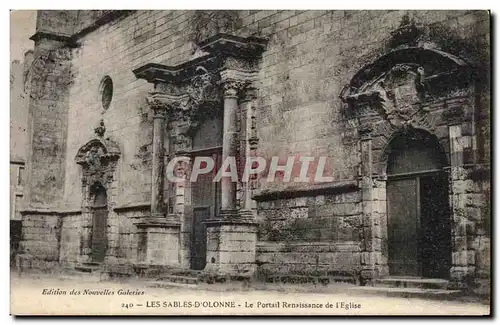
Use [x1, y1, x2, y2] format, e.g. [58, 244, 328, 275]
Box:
[75, 129, 120, 265]
[90, 184, 108, 263]
[386, 132, 451, 278]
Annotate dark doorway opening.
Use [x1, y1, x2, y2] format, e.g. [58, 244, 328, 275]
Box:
[386, 130, 451, 279]
[190, 150, 222, 270]
[419, 173, 452, 278]
[91, 184, 108, 263]
[188, 111, 223, 270]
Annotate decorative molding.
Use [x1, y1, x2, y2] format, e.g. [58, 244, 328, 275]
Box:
[113, 202, 151, 213]
[252, 180, 359, 202]
[134, 217, 181, 228]
[19, 208, 82, 216]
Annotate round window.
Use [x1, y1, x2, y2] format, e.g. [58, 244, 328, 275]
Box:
[99, 76, 113, 110]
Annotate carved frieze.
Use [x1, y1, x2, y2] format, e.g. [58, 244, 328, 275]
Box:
[146, 66, 221, 117]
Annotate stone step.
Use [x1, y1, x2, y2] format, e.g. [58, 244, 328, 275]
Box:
[347, 286, 463, 301]
[74, 263, 102, 273]
[146, 280, 198, 289]
[374, 277, 449, 290]
[265, 274, 358, 285]
[157, 274, 199, 284]
[82, 262, 102, 267]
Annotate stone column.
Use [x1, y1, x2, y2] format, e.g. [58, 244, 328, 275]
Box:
[359, 125, 376, 284]
[358, 115, 387, 284]
[134, 93, 181, 268]
[151, 103, 167, 218]
[240, 88, 258, 212]
[449, 124, 471, 289]
[219, 80, 240, 214]
[204, 70, 259, 278]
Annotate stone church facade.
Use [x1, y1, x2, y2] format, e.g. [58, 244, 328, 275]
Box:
[20, 10, 490, 291]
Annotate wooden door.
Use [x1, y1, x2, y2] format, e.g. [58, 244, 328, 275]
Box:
[420, 174, 451, 278]
[191, 207, 209, 270]
[91, 207, 107, 262]
[91, 187, 108, 263]
[387, 178, 420, 276]
[190, 151, 222, 270]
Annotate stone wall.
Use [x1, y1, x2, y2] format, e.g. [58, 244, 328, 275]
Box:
[25, 44, 73, 208]
[59, 213, 83, 267]
[256, 189, 362, 278]
[59, 208, 144, 267]
[20, 213, 61, 270]
[27, 10, 490, 207]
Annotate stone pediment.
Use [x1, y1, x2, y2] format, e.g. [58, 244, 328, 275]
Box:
[75, 137, 121, 166]
[340, 47, 472, 127]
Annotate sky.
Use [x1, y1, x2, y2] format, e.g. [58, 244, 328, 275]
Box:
[10, 10, 36, 62]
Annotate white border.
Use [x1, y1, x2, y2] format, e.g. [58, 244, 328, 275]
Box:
[2, 3, 497, 324]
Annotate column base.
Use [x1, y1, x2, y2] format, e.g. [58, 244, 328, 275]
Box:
[360, 251, 389, 285]
[203, 209, 258, 278]
[449, 265, 473, 290]
[134, 215, 181, 267]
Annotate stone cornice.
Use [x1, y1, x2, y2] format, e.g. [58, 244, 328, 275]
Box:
[133, 55, 218, 84]
[133, 34, 267, 85]
[30, 11, 135, 45]
[29, 31, 73, 44]
[198, 33, 268, 59]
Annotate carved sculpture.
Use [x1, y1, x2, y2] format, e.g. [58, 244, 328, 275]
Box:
[76, 138, 121, 195]
[341, 63, 425, 129]
[94, 119, 106, 137]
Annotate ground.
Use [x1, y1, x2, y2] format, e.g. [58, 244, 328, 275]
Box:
[10, 270, 489, 316]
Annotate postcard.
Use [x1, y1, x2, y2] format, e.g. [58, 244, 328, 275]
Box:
[9, 9, 491, 316]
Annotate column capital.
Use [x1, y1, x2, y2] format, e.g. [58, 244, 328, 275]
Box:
[146, 91, 190, 117]
[220, 69, 258, 98]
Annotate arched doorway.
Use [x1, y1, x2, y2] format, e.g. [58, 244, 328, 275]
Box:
[90, 184, 108, 263]
[386, 130, 451, 278]
[189, 113, 223, 270]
